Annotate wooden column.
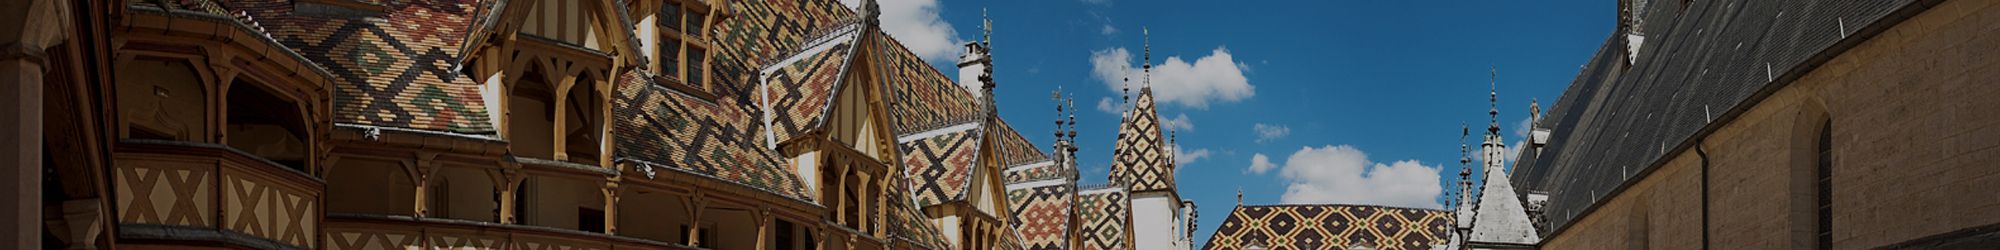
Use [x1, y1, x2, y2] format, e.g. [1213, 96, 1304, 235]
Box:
[498, 166, 525, 224]
[686, 191, 708, 247]
[601, 180, 620, 234]
[412, 153, 438, 217]
[551, 76, 576, 161]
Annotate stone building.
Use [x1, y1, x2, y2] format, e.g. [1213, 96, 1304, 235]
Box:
[1510, 0, 2000, 248]
[6, 0, 1064, 249]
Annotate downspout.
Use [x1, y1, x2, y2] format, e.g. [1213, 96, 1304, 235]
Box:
[1696, 138, 1710, 250]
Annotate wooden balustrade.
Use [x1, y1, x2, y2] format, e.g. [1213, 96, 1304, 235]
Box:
[111, 139, 324, 249]
[324, 213, 702, 250]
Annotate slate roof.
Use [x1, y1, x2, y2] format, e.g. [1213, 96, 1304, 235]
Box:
[1108, 89, 1175, 192]
[1076, 186, 1131, 250]
[233, 0, 497, 133]
[1511, 0, 1924, 233]
[1007, 180, 1076, 250]
[1202, 205, 1452, 250]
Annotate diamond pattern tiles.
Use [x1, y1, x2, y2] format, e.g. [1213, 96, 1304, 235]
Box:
[1108, 90, 1173, 192]
[1007, 183, 1075, 250]
[1202, 205, 1452, 250]
[232, 0, 495, 133]
[881, 35, 982, 134]
[899, 126, 981, 208]
[760, 37, 857, 142]
[612, 69, 809, 200]
[1077, 187, 1131, 250]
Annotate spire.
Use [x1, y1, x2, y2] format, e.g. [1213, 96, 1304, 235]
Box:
[859, 0, 880, 25]
[1489, 66, 1501, 135]
[1053, 87, 1066, 167]
[1142, 27, 1153, 90]
[1235, 187, 1244, 207]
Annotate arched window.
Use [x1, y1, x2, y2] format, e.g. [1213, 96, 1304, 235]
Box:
[1815, 121, 1833, 249]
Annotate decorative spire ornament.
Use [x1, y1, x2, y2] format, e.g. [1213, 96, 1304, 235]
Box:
[1489, 65, 1501, 134]
[1143, 27, 1152, 90]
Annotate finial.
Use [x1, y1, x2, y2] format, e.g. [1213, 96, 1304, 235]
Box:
[1054, 87, 1065, 140]
[859, 0, 880, 24]
[1489, 65, 1502, 134]
[1143, 27, 1152, 90]
[1067, 94, 1078, 141]
[982, 8, 992, 47]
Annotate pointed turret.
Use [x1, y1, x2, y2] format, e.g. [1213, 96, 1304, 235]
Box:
[1464, 67, 1541, 248]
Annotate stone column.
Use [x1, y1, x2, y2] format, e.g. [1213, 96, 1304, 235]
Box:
[0, 0, 70, 248]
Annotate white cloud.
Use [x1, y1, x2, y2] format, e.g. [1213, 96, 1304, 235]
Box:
[840, 0, 962, 63]
[1253, 123, 1290, 143]
[1100, 24, 1118, 35]
[1269, 145, 1446, 209]
[1248, 153, 1276, 174]
[1162, 113, 1194, 132]
[1096, 97, 1122, 114]
[1090, 47, 1255, 108]
[1173, 144, 1211, 167]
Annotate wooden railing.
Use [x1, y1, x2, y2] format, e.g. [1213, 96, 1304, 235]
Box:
[111, 140, 324, 249]
[324, 213, 702, 250]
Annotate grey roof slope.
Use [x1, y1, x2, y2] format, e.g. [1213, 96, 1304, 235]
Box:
[1510, 0, 1926, 234]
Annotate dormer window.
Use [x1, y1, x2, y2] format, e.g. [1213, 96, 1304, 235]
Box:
[656, 0, 717, 98]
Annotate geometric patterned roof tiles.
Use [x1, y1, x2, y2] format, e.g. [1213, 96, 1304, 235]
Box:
[1203, 205, 1452, 250]
[236, 0, 497, 133]
[881, 35, 984, 134]
[900, 126, 982, 208]
[1108, 89, 1175, 192]
[1007, 182, 1076, 250]
[1076, 187, 1131, 250]
[759, 30, 859, 142]
[611, 70, 810, 200]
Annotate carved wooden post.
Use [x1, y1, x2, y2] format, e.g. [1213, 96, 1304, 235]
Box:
[601, 179, 620, 234]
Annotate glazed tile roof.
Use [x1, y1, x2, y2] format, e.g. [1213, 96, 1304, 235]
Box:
[1007, 182, 1075, 250]
[710, 0, 855, 98]
[892, 177, 956, 250]
[899, 125, 982, 208]
[1003, 162, 1065, 184]
[758, 28, 861, 142]
[1202, 205, 1452, 250]
[611, 69, 809, 200]
[880, 36, 983, 134]
[234, 0, 497, 133]
[1108, 89, 1174, 192]
[1076, 186, 1131, 250]
[991, 119, 1052, 168]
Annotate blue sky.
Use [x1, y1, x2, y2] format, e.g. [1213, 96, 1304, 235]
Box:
[856, 0, 1614, 244]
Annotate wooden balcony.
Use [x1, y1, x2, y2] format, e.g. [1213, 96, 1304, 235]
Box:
[324, 213, 700, 250]
[111, 140, 324, 249]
